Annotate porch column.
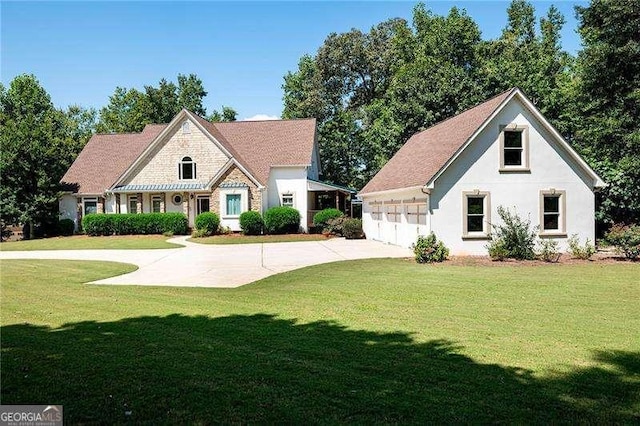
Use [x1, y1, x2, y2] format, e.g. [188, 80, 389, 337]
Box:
[76, 199, 83, 231]
[160, 193, 166, 213]
[97, 197, 104, 214]
[335, 192, 340, 211]
[182, 193, 189, 216]
[136, 193, 143, 214]
[115, 194, 121, 214]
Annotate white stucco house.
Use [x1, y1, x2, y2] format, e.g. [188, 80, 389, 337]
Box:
[359, 88, 605, 255]
[60, 109, 352, 232]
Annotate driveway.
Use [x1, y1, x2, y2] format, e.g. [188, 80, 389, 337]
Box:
[0, 237, 412, 288]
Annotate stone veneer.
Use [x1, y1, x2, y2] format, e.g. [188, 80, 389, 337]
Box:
[210, 165, 262, 213]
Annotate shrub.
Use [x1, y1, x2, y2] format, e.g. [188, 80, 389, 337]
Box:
[606, 223, 640, 259]
[239, 211, 263, 235]
[313, 208, 344, 230]
[263, 206, 300, 234]
[487, 206, 537, 260]
[537, 239, 561, 263]
[567, 234, 596, 260]
[486, 238, 509, 261]
[58, 218, 75, 236]
[82, 213, 188, 236]
[342, 218, 364, 239]
[325, 216, 347, 236]
[411, 233, 449, 263]
[195, 212, 220, 236]
[191, 228, 209, 238]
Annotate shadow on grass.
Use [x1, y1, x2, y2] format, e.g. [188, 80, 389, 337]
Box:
[1, 314, 638, 423]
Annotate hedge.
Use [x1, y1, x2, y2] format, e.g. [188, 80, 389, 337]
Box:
[195, 212, 220, 236]
[312, 208, 344, 230]
[263, 206, 301, 234]
[82, 213, 188, 236]
[239, 211, 264, 235]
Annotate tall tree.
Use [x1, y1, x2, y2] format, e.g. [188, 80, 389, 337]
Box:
[0, 75, 73, 238]
[209, 106, 237, 122]
[573, 0, 640, 226]
[177, 74, 207, 117]
[96, 87, 150, 133]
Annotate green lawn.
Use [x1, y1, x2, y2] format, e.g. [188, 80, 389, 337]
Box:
[0, 235, 183, 251]
[1, 259, 638, 423]
[189, 233, 329, 244]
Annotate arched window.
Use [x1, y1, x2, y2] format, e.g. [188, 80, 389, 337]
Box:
[179, 156, 196, 180]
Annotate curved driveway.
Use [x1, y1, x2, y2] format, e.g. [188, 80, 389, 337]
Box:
[0, 237, 412, 288]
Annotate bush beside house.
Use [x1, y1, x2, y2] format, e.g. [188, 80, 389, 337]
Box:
[239, 211, 264, 235]
[194, 212, 220, 237]
[263, 207, 300, 235]
[313, 208, 344, 231]
[82, 213, 188, 236]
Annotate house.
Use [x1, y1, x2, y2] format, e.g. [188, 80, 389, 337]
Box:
[59, 109, 353, 232]
[359, 88, 605, 255]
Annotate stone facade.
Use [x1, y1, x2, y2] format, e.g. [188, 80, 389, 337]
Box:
[211, 165, 262, 213]
[124, 119, 230, 186]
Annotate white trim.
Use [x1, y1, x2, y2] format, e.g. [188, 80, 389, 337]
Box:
[280, 192, 295, 207]
[359, 185, 425, 197]
[220, 187, 248, 218]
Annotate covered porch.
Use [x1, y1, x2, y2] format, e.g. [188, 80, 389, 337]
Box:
[307, 179, 357, 228]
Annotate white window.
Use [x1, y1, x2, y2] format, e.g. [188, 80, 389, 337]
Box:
[83, 197, 98, 216]
[128, 195, 138, 214]
[182, 121, 190, 134]
[226, 194, 241, 216]
[281, 193, 294, 207]
[499, 124, 529, 171]
[540, 190, 566, 235]
[197, 195, 210, 216]
[462, 191, 491, 238]
[179, 156, 196, 180]
[220, 188, 248, 218]
[152, 195, 162, 213]
[386, 204, 401, 222]
[369, 203, 382, 220]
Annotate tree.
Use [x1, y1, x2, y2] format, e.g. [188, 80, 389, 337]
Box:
[0, 75, 74, 238]
[573, 0, 640, 226]
[177, 74, 207, 117]
[209, 106, 237, 122]
[96, 86, 150, 133]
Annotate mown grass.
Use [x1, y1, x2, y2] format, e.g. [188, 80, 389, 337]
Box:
[1, 259, 638, 424]
[189, 233, 329, 244]
[0, 235, 183, 251]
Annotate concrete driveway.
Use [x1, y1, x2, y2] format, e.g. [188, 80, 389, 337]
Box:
[0, 237, 412, 288]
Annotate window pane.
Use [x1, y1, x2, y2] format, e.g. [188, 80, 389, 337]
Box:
[226, 194, 241, 216]
[84, 202, 97, 216]
[467, 216, 484, 232]
[152, 199, 161, 213]
[544, 214, 559, 230]
[182, 163, 193, 179]
[544, 196, 559, 213]
[282, 195, 294, 207]
[504, 149, 522, 166]
[504, 131, 522, 148]
[198, 198, 210, 215]
[467, 197, 484, 215]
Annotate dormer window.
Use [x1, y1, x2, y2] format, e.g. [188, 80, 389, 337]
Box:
[499, 124, 529, 171]
[182, 121, 190, 134]
[179, 156, 196, 180]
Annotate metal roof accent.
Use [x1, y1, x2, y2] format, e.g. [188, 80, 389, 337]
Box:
[219, 182, 249, 188]
[113, 183, 205, 192]
[307, 178, 356, 194]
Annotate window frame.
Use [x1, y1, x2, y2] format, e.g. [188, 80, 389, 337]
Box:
[182, 121, 190, 134]
[281, 193, 295, 208]
[83, 197, 98, 216]
[385, 203, 401, 223]
[369, 202, 382, 221]
[178, 156, 196, 180]
[499, 124, 530, 172]
[128, 195, 138, 214]
[219, 188, 248, 218]
[225, 194, 242, 217]
[404, 201, 427, 226]
[196, 195, 210, 216]
[539, 189, 566, 236]
[462, 191, 491, 239]
[171, 193, 183, 206]
[151, 194, 162, 213]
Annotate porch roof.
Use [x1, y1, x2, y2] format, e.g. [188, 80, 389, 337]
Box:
[307, 178, 356, 194]
[112, 183, 206, 193]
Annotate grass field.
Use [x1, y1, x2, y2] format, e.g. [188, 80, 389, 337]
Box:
[189, 233, 329, 244]
[1, 258, 638, 423]
[0, 235, 182, 251]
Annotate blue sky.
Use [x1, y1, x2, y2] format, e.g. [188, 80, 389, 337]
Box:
[1, 1, 587, 121]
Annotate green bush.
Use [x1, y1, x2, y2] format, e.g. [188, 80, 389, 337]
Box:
[263, 206, 301, 234]
[536, 239, 561, 263]
[82, 213, 188, 236]
[195, 212, 220, 236]
[57, 218, 75, 236]
[411, 233, 449, 263]
[567, 234, 596, 260]
[325, 216, 347, 235]
[487, 238, 509, 261]
[342, 218, 364, 239]
[606, 223, 640, 259]
[487, 206, 537, 260]
[313, 208, 344, 230]
[239, 211, 263, 235]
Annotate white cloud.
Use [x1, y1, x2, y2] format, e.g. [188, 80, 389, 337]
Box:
[242, 114, 280, 121]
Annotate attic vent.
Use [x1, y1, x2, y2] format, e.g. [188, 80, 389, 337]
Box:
[182, 121, 190, 134]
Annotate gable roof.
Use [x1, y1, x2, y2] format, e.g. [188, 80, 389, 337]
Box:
[61, 124, 166, 194]
[214, 118, 317, 185]
[360, 89, 513, 195]
[360, 88, 605, 195]
[61, 113, 317, 194]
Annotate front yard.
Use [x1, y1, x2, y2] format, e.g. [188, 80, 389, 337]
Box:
[1, 258, 638, 423]
[0, 235, 182, 251]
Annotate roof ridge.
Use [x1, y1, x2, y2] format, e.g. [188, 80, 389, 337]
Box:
[215, 117, 315, 124]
